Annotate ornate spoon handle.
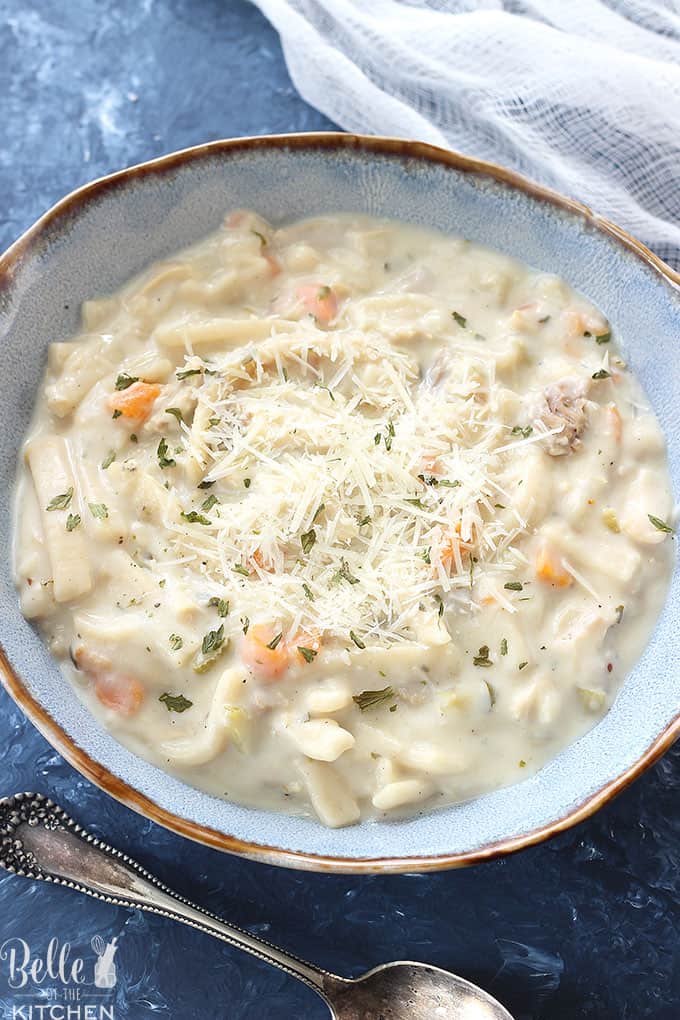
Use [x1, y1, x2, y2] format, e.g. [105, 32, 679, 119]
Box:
[0, 792, 333, 999]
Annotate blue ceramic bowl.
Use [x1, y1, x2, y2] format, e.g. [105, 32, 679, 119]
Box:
[1, 134, 678, 872]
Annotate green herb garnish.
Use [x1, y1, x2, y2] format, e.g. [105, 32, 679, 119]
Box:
[435, 593, 444, 618]
[503, 581, 523, 591]
[165, 407, 184, 424]
[46, 488, 74, 512]
[176, 367, 202, 381]
[114, 373, 139, 390]
[297, 646, 317, 663]
[244, 478, 251, 488]
[352, 687, 394, 711]
[473, 645, 492, 667]
[302, 582, 315, 601]
[157, 437, 176, 468]
[159, 692, 193, 713]
[181, 510, 211, 525]
[266, 632, 283, 650]
[198, 479, 215, 489]
[233, 564, 250, 576]
[241, 616, 250, 634]
[208, 597, 230, 618]
[334, 558, 360, 585]
[500, 638, 508, 656]
[592, 369, 611, 380]
[200, 494, 219, 513]
[66, 513, 81, 532]
[202, 624, 225, 656]
[648, 514, 674, 534]
[312, 503, 325, 523]
[518, 661, 529, 670]
[112, 409, 122, 419]
[419, 546, 432, 565]
[101, 450, 116, 470]
[301, 528, 316, 554]
[615, 604, 625, 624]
[169, 634, 183, 651]
[349, 630, 366, 650]
[511, 425, 533, 439]
[452, 311, 467, 328]
[88, 502, 109, 520]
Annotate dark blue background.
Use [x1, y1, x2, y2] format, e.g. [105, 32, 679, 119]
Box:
[0, 2, 678, 1017]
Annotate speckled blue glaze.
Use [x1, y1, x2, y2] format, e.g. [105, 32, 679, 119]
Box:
[1, 133, 679, 868]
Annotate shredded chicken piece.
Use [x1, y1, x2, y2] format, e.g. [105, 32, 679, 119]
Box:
[534, 377, 590, 455]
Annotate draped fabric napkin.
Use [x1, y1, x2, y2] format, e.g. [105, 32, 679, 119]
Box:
[252, 0, 680, 270]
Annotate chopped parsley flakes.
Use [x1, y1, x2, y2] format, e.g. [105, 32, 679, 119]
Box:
[46, 488, 74, 512]
[159, 692, 193, 713]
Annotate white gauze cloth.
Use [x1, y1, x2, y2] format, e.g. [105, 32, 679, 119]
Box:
[251, 0, 680, 269]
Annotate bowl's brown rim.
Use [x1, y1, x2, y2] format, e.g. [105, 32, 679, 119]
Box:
[1, 132, 679, 874]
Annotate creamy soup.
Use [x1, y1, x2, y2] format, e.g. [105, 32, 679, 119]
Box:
[13, 211, 675, 827]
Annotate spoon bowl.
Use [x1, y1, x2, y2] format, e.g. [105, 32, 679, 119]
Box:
[324, 962, 514, 1019]
[0, 793, 513, 1020]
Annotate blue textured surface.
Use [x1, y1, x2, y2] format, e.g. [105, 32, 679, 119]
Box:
[0, 2, 679, 1018]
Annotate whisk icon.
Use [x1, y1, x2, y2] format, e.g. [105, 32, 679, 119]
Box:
[91, 935, 118, 989]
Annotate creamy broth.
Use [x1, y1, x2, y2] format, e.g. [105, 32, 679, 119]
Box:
[13, 211, 675, 827]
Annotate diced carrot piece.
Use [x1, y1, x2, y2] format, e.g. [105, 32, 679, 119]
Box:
[535, 542, 572, 588]
[296, 284, 338, 325]
[290, 629, 322, 661]
[439, 523, 463, 571]
[109, 381, 161, 421]
[250, 548, 274, 572]
[93, 671, 145, 717]
[241, 624, 290, 681]
[72, 644, 144, 716]
[419, 453, 440, 475]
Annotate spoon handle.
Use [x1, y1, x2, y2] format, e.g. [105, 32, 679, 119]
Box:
[0, 792, 331, 999]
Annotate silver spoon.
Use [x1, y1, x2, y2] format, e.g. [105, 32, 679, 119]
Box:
[0, 792, 514, 1020]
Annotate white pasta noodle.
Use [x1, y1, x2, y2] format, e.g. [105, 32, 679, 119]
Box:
[11, 211, 674, 827]
[25, 436, 92, 603]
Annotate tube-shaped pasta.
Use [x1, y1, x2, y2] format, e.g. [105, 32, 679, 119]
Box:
[153, 317, 291, 349]
[26, 436, 92, 603]
[372, 779, 434, 812]
[297, 759, 360, 828]
[287, 718, 355, 762]
[45, 344, 114, 418]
